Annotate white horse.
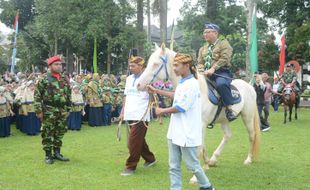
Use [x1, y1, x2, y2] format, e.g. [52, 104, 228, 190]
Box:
[137, 45, 260, 182]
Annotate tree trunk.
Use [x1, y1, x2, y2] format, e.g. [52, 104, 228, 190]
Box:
[107, 40, 112, 75]
[246, 0, 255, 81]
[159, 0, 167, 44]
[147, 0, 151, 43]
[54, 33, 58, 55]
[207, 0, 218, 21]
[137, 0, 144, 56]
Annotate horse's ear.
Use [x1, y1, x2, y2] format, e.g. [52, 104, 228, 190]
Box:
[154, 43, 159, 49]
[161, 43, 166, 54]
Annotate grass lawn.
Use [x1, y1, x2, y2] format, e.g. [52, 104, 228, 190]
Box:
[0, 108, 310, 190]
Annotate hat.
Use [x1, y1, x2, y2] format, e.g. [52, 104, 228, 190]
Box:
[128, 56, 145, 65]
[174, 53, 193, 64]
[285, 63, 293, 67]
[47, 55, 63, 66]
[204, 23, 220, 31]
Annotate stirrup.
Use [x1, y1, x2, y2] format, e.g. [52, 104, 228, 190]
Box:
[207, 124, 214, 129]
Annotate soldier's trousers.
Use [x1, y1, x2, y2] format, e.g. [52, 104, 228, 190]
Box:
[41, 115, 67, 151]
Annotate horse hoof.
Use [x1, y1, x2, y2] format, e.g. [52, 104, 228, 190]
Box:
[244, 159, 252, 165]
[208, 160, 217, 167]
[189, 176, 198, 185]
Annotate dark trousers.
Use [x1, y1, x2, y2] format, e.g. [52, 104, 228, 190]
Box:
[272, 95, 280, 111]
[125, 121, 156, 170]
[210, 68, 234, 106]
[103, 103, 112, 125]
[257, 104, 269, 130]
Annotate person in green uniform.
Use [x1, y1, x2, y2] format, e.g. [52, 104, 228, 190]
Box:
[34, 55, 71, 164]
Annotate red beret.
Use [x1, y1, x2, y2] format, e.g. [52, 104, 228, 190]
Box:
[47, 55, 63, 66]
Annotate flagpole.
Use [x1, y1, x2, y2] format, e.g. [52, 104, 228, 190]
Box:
[93, 37, 98, 73]
[10, 11, 19, 73]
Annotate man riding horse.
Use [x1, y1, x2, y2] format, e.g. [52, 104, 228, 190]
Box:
[198, 23, 237, 122]
[278, 63, 301, 95]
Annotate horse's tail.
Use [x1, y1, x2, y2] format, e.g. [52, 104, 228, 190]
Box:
[252, 106, 261, 160]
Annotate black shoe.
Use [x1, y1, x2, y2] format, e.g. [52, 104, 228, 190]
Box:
[53, 148, 70, 161]
[45, 150, 54, 164]
[225, 109, 237, 122]
[200, 185, 214, 190]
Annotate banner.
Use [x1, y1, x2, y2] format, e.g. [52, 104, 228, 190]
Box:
[279, 34, 285, 75]
[249, 6, 258, 74]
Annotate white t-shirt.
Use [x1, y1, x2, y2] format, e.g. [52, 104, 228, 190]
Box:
[123, 74, 150, 121]
[167, 75, 202, 147]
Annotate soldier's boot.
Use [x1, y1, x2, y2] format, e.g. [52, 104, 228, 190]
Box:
[53, 148, 70, 161]
[45, 150, 54, 164]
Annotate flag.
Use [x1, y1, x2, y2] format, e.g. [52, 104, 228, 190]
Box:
[10, 11, 19, 73]
[93, 37, 97, 73]
[249, 6, 258, 74]
[279, 34, 285, 75]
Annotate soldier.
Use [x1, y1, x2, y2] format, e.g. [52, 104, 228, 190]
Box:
[278, 63, 300, 94]
[198, 22, 236, 121]
[34, 55, 71, 164]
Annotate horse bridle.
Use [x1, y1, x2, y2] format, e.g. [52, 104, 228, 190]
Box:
[149, 54, 169, 84]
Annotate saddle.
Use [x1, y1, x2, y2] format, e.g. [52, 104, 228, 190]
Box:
[206, 79, 241, 128]
[207, 80, 241, 105]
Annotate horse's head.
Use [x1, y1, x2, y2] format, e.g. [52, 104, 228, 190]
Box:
[283, 84, 295, 102]
[137, 44, 177, 90]
[284, 84, 293, 95]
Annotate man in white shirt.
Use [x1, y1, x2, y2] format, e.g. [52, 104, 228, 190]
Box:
[148, 53, 214, 190]
[119, 56, 156, 176]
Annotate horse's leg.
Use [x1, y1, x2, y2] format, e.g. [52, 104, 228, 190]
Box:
[289, 105, 293, 122]
[208, 122, 232, 167]
[295, 101, 298, 120]
[284, 105, 287, 124]
[241, 108, 260, 165]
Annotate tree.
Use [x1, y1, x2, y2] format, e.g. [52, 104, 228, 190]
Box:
[259, 0, 310, 64]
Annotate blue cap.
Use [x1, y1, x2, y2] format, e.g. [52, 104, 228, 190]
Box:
[205, 23, 220, 31]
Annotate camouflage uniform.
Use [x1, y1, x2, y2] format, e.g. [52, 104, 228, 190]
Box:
[278, 70, 299, 93]
[34, 72, 71, 152]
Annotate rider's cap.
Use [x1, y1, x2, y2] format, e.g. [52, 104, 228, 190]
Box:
[204, 23, 220, 32]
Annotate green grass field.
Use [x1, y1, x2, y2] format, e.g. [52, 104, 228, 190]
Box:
[1, 108, 310, 190]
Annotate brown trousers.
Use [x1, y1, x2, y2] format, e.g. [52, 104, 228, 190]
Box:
[125, 121, 156, 170]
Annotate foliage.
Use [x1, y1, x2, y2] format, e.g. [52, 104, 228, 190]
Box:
[259, 0, 310, 64]
[0, 0, 142, 74]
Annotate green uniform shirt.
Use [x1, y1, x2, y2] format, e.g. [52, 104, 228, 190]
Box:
[34, 72, 71, 116]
